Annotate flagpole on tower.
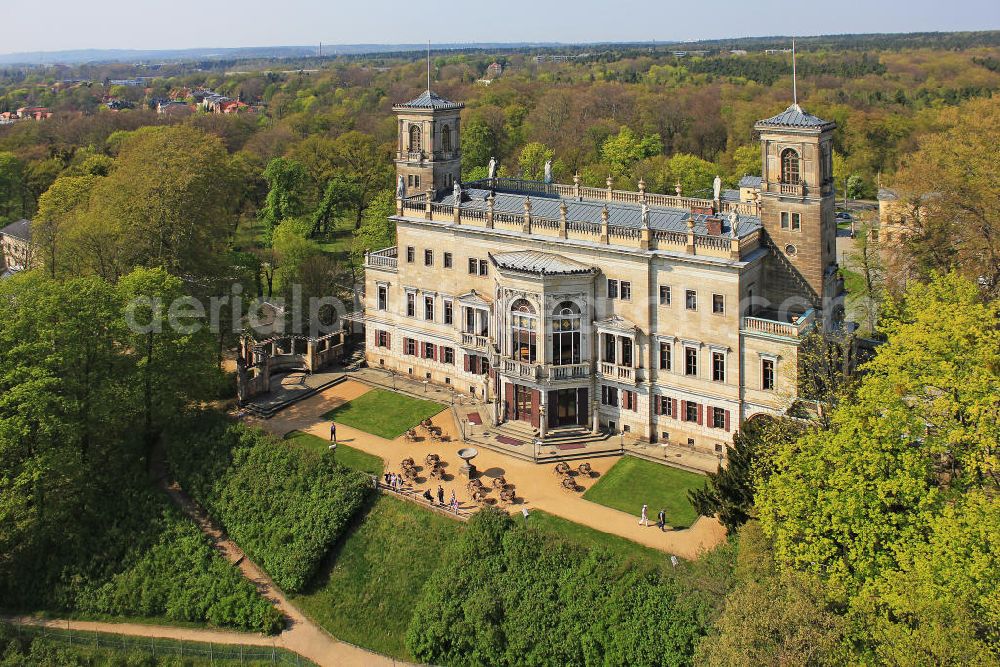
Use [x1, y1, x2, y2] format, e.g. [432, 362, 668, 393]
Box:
[792, 38, 798, 106]
[427, 41, 431, 93]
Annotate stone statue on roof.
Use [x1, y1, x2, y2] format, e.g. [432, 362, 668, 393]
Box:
[729, 210, 739, 238]
[713, 175, 722, 202]
[641, 202, 649, 228]
[488, 157, 497, 179]
[543, 160, 552, 184]
[453, 180, 462, 204]
[396, 175, 406, 198]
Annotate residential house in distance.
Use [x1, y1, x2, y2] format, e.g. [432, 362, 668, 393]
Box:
[358, 88, 844, 459]
[0, 219, 33, 275]
[486, 61, 503, 79]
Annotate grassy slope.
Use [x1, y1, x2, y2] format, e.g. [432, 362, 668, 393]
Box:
[292, 495, 463, 661]
[582, 457, 706, 528]
[284, 430, 384, 475]
[322, 389, 444, 440]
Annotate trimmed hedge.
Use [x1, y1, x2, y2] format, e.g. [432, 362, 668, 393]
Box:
[167, 415, 374, 592]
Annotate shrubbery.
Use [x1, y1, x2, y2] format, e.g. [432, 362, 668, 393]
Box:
[167, 414, 374, 592]
[406, 507, 709, 667]
[77, 514, 283, 634]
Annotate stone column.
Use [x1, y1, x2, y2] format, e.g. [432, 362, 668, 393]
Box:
[606, 175, 613, 201]
[592, 397, 600, 434]
[686, 217, 696, 254]
[539, 392, 547, 439]
[425, 188, 433, 220]
[600, 206, 609, 244]
[486, 195, 495, 229]
[523, 197, 532, 234]
[559, 201, 568, 238]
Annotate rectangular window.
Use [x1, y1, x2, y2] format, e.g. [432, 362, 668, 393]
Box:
[443, 347, 455, 364]
[423, 343, 435, 360]
[685, 346, 698, 376]
[603, 333, 616, 364]
[712, 351, 726, 382]
[622, 389, 635, 411]
[406, 246, 415, 263]
[424, 249, 433, 266]
[404, 338, 416, 356]
[659, 342, 672, 371]
[762, 359, 775, 390]
[444, 252, 453, 269]
[413, 175, 420, 188]
[659, 285, 671, 305]
[712, 407, 726, 429]
[607, 279, 618, 299]
[443, 300, 453, 325]
[468, 257, 477, 274]
[406, 292, 415, 317]
[377, 285, 387, 311]
[620, 339, 633, 367]
[780, 211, 789, 229]
[791, 212, 801, 231]
[659, 395, 673, 417]
[376, 330, 388, 348]
[712, 294, 725, 314]
[620, 281, 631, 301]
[685, 289, 697, 310]
[424, 296, 434, 321]
[478, 259, 488, 276]
[601, 385, 619, 407]
[685, 401, 698, 423]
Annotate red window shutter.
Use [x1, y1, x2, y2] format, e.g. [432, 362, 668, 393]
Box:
[386, 331, 391, 348]
[672, 398, 678, 418]
[680, 400, 687, 421]
[724, 409, 731, 432]
[654, 395, 661, 415]
[419, 341, 425, 358]
[464, 354, 471, 372]
[697, 403, 704, 425]
[530, 390, 540, 428]
[403, 337, 410, 355]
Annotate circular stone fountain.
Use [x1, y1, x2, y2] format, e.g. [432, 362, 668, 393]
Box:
[457, 447, 479, 478]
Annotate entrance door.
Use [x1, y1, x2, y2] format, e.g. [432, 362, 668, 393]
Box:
[514, 384, 532, 423]
[556, 389, 578, 426]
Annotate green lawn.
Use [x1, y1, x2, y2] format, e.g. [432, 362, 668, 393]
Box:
[322, 389, 444, 440]
[526, 509, 672, 571]
[292, 495, 464, 661]
[582, 457, 707, 529]
[283, 430, 384, 475]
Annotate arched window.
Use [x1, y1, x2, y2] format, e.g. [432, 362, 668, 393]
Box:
[409, 125, 421, 152]
[441, 124, 452, 152]
[780, 148, 800, 185]
[510, 299, 537, 363]
[551, 301, 581, 365]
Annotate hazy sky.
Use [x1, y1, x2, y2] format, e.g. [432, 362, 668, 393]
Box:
[3, 0, 999, 54]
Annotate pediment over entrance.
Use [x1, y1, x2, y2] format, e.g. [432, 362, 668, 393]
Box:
[490, 250, 597, 277]
[594, 313, 641, 335]
[456, 289, 492, 308]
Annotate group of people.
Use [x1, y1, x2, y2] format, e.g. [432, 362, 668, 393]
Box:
[638, 504, 671, 531]
[420, 485, 460, 513]
[383, 471, 406, 492]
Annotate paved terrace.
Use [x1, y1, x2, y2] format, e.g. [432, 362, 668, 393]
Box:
[249, 376, 727, 561]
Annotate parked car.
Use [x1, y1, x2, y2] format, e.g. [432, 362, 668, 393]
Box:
[835, 212, 853, 221]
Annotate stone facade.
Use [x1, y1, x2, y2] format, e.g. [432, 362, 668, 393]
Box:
[361, 93, 842, 458]
[0, 219, 32, 273]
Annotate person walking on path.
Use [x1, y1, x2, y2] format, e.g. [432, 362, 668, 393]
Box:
[329, 422, 337, 444]
[437, 485, 445, 506]
[449, 490, 458, 514]
[657, 509, 666, 532]
[639, 504, 649, 527]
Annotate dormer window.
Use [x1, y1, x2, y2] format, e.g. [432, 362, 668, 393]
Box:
[781, 148, 800, 185]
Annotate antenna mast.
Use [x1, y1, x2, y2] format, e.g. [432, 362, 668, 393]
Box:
[426, 41, 431, 92]
[792, 38, 798, 106]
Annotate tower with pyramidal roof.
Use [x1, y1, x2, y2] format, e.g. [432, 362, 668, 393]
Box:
[393, 90, 463, 197]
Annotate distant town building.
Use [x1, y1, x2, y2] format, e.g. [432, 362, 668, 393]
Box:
[0, 219, 33, 274]
[108, 77, 152, 87]
[156, 100, 193, 116]
[486, 61, 503, 78]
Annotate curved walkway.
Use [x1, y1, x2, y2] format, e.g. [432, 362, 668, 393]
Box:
[150, 442, 408, 667]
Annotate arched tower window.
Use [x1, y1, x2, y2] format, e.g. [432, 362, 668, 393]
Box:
[510, 299, 537, 363]
[780, 148, 800, 185]
[441, 124, 452, 152]
[551, 301, 581, 365]
[409, 125, 421, 152]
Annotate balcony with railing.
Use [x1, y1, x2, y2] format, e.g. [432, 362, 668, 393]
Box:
[501, 357, 540, 381]
[599, 361, 638, 383]
[547, 362, 591, 381]
[364, 246, 397, 271]
[741, 308, 816, 339]
[460, 332, 491, 351]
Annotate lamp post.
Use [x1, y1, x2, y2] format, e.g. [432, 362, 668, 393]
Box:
[533, 438, 543, 463]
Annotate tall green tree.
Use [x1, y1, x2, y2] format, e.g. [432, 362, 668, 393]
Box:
[259, 157, 307, 241]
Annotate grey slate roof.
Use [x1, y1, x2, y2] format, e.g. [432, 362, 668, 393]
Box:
[878, 187, 898, 201]
[491, 251, 595, 275]
[0, 218, 30, 241]
[738, 175, 762, 188]
[757, 104, 834, 129]
[721, 189, 740, 202]
[393, 90, 464, 110]
[440, 188, 762, 239]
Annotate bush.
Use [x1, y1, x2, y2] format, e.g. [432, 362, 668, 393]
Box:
[406, 507, 709, 666]
[76, 515, 283, 634]
[167, 414, 374, 592]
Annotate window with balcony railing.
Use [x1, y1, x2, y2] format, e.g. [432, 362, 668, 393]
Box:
[781, 148, 800, 185]
[551, 302, 581, 365]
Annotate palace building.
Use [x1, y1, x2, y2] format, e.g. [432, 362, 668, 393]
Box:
[360, 88, 844, 457]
